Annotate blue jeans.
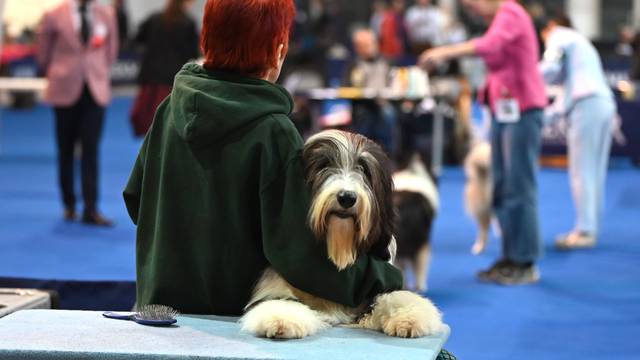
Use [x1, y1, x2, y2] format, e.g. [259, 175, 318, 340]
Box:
[491, 109, 543, 263]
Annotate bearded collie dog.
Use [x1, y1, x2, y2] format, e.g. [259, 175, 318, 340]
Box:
[464, 142, 493, 255]
[392, 153, 438, 293]
[240, 130, 443, 339]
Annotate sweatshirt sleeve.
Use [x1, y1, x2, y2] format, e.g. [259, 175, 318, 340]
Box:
[539, 34, 566, 85]
[123, 138, 149, 225]
[259, 152, 403, 308]
[36, 11, 55, 72]
[474, 6, 521, 59]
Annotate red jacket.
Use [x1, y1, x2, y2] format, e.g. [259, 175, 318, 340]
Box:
[379, 10, 405, 60]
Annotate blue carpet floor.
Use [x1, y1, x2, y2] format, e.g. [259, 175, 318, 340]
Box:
[0, 98, 140, 281]
[1, 99, 639, 359]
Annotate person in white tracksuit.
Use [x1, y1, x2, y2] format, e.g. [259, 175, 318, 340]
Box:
[539, 15, 616, 249]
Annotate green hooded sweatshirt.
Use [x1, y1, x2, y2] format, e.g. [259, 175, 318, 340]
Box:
[123, 63, 402, 315]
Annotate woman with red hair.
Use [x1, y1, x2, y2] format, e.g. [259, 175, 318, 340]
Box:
[123, 0, 402, 318]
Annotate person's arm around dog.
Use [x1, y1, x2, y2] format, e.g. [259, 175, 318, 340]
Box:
[124, 0, 402, 315]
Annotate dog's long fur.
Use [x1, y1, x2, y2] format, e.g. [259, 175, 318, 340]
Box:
[304, 130, 395, 267]
[464, 142, 493, 255]
[241, 130, 443, 339]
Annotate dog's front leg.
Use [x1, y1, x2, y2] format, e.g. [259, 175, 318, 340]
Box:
[357, 291, 443, 338]
[240, 299, 329, 339]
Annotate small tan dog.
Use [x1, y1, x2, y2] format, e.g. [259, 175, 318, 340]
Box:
[464, 142, 493, 255]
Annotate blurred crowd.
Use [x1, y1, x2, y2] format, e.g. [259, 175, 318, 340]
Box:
[1, 1, 639, 104]
[285, 0, 469, 83]
[1, 1, 640, 80]
[1, 0, 638, 239]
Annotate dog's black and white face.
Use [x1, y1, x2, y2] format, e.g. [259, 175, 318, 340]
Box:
[303, 130, 395, 270]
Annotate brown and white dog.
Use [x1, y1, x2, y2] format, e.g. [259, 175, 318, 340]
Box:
[240, 130, 443, 339]
[464, 142, 493, 255]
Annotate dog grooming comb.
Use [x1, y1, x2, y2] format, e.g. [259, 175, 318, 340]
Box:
[103, 304, 179, 326]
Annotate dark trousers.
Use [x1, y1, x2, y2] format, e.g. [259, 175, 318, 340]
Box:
[54, 86, 105, 214]
[352, 101, 397, 155]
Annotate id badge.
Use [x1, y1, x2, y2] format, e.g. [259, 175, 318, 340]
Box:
[496, 98, 520, 123]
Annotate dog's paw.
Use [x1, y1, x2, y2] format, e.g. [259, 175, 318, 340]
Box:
[383, 316, 427, 338]
[240, 300, 328, 339]
[261, 317, 309, 339]
[373, 291, 443, 338]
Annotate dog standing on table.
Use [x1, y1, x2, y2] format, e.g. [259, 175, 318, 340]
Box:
[464, 142, 493, 255]
[240, 130, 443, 339]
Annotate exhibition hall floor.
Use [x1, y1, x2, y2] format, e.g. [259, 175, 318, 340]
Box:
[1, 98, 638, 359]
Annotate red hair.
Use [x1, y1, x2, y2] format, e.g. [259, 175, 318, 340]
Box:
[200, 0, 296, 77]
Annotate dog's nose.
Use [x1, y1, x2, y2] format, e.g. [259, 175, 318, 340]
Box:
[337, 191, 357, 209]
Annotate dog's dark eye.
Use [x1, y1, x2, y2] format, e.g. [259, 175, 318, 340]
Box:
[358, 158, 372, 180]
[315, 156, 331, 169]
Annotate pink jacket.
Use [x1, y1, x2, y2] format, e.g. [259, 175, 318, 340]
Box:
[473, 0, 547, 113]
[37, 0, 118, 107]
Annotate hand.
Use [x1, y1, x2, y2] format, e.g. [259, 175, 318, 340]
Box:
[543, 108, 564, 126]
[419, 48, 447, 70]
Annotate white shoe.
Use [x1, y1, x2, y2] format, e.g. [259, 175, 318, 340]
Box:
[555, 232, 596, 250]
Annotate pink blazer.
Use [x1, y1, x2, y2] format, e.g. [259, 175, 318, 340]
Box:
[36, 1, 118, 107]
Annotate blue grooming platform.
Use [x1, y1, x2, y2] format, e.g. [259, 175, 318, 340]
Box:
[0, 310, 450, 360]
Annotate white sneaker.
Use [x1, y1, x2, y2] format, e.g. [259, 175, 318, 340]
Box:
[555, 232, 596, 250]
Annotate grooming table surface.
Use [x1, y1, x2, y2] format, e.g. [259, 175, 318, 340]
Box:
[0, 310, 449, 360]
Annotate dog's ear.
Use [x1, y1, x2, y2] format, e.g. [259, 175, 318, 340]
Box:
[368, 227, 394, 260]
[302, 138, 318, 180]
[302, 134, 331, 186]
[368, 198, 396, 261]
[360, 137, 396, 261]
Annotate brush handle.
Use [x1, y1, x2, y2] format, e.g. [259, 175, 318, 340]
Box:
[102, 312, 177, 326]
[102, 312, 135, 321]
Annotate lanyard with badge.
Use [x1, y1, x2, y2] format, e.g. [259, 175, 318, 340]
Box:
[496, 88, 520, 123]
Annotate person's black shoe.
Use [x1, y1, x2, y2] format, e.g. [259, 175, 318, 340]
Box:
[477, 259, 513, 281]
[478, 260, 540, 285]
[63, 208, 77, 222]
[82, 212, 114, 227]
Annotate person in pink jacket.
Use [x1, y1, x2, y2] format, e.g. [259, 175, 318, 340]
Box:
[37, 0, 118, 226]
[420, 0, 547, 285]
